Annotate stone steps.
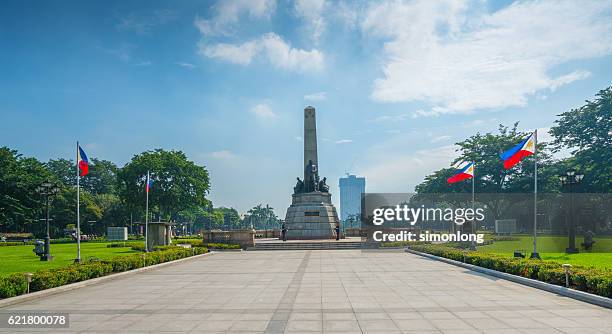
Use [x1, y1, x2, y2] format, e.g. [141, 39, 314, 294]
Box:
[247, 241, 375, 251]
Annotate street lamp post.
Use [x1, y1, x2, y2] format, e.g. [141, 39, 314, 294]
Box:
[559, 170, 584, 254]
[36, 181, 60, 261]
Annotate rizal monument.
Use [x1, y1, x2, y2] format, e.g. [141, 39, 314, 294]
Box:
[284, 106, 340, 239]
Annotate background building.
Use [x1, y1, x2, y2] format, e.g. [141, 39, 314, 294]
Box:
[339, 174, 365, 226]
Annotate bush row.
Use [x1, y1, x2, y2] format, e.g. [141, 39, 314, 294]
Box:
[408, 244, 612, 298]
[0, 247, 208, 299]
[1, 238, 107, 247]
[173, 239, 241, 249]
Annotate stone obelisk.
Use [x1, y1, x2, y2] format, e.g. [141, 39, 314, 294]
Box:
[285, 106, 340, 239]
[304, 106, 318, 179]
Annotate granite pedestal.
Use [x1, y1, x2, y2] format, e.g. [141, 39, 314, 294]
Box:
[285, 191, 339, 239]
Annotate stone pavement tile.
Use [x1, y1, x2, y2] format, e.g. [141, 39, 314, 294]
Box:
[429, 318, 474, 331]
[228, 320, 269, 331]
[571, 316, 612, 328]
[439, 330, 482, 334]
[290, 312, 322, 321]
[155, 320, 199, 332]
[355, 312, 389, 320]
[286, 320, 323, 332]
[81, 320, 133, 331]
[207, 312, 241, 320]
[499, 317, 549, 329]
[322, 312, 356, 321]
[388, 312, 423, 320]
[462, 317, 511, 330]
[358, 319, 400, 331]
[481, 330, 523, 334]
[557, 328, 607, 334]
[323, 320, 362, 331]
[535, 316, 585, 328]
[518, 329, 564, 333]
[237, 312, 274, 321]
[452, 311, 488, 319]
[395, 319, 437, 331]
[420, 311, 458, 320]
[516, 309, 558, 318]
[192, 320, 235, 331]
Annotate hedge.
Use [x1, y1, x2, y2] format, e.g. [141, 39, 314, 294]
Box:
[1, 238, 107, 247]
[408, 244, 612, 298]
[0, 247, 208, 299]
[107, 240, 240, 251]
[173, 240, 241, 250]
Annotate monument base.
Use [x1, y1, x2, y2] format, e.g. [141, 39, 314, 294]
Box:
[285, 192, 340, 240]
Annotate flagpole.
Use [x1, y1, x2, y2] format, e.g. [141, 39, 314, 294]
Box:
[76, 141, 81, 263]
[470, 161, 476, 250]
[531, 130, 540, 259]
[145, 171, 149, 252]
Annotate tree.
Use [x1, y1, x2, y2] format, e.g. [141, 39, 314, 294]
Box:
[0, 147, 55, 234]
[242, 204, 280, 230]
[117, 149, 210, 222]
[47, 158, 118, 195]
[215, 207, 241, 229]
[49, 188, 102, 236]
[550, 86, 612, 192]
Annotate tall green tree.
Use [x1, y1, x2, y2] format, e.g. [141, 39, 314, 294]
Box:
[0, 147, 55, 234]
[215, 207, 240, 229]
[117, 149, 210, 221]
[242, 204, 279, 230]
[550, 86, 612, 192]
[47, 158, 118, 195]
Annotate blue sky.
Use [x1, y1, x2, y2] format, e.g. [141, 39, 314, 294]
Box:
[1, 0, 611, 215]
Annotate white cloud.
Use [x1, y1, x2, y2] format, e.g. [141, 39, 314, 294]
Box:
[429, 135, 451, 143]
[175, 62, 196, 69]
[304, 91, 327, 101]
[335, 139, 353, 144]
[199, 40, 259, 65]
[194, 0, 276, 36]
[251, 103, 276, 118]
[362, 0, 612, 115]
[199, 33, 324, 72]
[209, 150, 237, 159]
[374, 114, 409, 122]
[294, 0, 326, 43]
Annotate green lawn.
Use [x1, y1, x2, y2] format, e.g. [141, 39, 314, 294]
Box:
[0, 242, 141, 275]
[477, 235, 612, 269]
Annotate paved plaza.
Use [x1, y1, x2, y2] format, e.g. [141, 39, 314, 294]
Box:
[1, 250, 611, 333]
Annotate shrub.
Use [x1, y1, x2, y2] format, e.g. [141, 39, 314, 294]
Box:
[408, 244, 612, 298]
[0, 273, 28, 298]
[172, 239, 240, 249]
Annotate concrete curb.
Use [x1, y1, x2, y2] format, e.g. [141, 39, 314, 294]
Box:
[0, 252, 215, 308]
[405, 248, 612, 309]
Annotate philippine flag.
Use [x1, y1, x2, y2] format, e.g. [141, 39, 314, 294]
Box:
[146, 172, 153, 193]
[447, 162, 474, 184]
[500, 132, 536, 169]
[77, 145, 89, 176]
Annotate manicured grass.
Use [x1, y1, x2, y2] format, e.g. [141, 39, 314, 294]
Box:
[477, 235, 612, 269]
[0, 242, 141, 275]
